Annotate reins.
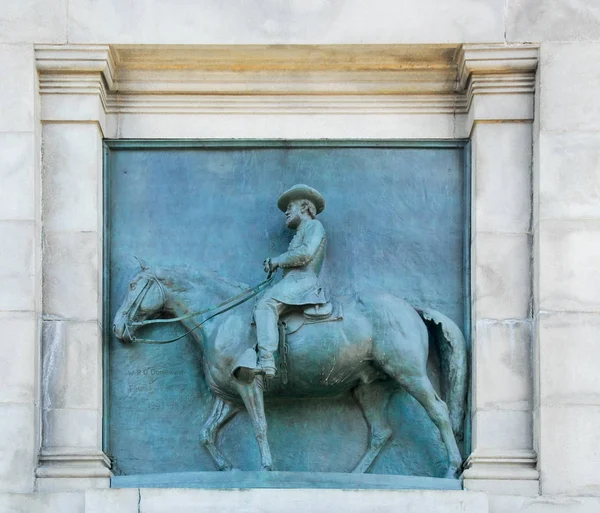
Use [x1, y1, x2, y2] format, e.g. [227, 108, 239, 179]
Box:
[125, 274, 274, 345]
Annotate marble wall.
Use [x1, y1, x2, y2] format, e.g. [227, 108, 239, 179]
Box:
[1, 1, 600, 512]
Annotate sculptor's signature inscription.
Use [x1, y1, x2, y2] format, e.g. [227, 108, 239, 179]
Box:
[125, 366, 186, 393]
[127, 366, 185, 378]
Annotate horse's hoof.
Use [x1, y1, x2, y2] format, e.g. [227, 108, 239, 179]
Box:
[261, 464, 273, 471]
[445, 466, 459, 479]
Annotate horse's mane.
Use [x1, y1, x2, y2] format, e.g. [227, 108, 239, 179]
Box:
[153, 265, 249, 296]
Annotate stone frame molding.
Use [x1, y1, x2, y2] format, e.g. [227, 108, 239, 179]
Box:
[34, 43, 539, 495]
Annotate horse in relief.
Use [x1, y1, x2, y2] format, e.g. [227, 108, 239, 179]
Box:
[112, 262, 468, 477]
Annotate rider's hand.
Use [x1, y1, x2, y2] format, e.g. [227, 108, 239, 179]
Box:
[263, 258, 273, 274]
[263, 257, 279, 274]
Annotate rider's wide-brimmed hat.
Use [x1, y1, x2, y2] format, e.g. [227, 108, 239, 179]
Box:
[277, 184, 325, 214]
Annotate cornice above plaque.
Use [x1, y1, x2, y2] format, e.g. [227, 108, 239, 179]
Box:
[112, 44, 459, 72]
[35, 44, 538, 136]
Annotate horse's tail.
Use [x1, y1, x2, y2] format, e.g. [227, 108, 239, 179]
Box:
[417, 308, 468, 441]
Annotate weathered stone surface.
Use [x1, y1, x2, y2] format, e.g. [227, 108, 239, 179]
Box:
[0, 492, 85, 513]
[139, 489, 487, 513]
[85, 489, 138, 513]
[538, 131, 600, 221]
[42, 231, 99, 321]
[116, 112, 461, 141]
[0, 220, 35, 311]
[0, 44, 35, 132]
[538, 312, 600, 406]
[0, 312, 36, 404]
[0, 132, 35, 221]
[507, 0, 600, 43]
[0, 403, 35, 493]
[473, 320, 532, 410]
[42, 320, 101, 410]
[0, 0, 66, 44]
[43, 408, 101, 449]
[472, 122, 532, 234]
[473, 232, 531, 320]
[67, 0, 504, 44]
[472, 410, 532, 451]
[537, 219, 600, 312]
[539, 42, 600, 131]
[539, 405, 600, 495]
[42, 124, 102, 234]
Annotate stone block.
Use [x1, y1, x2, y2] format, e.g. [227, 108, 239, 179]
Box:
[0, 492, 85, 513]
[116, 112, 460, 141]
[487, 494, 528, 513]
[538, 131, 600, 221]
[42, 231, 99, 321]
[466, 479, 539, 498]
[0, 44, 35, 132]
[138, 489, 487, 513]
[467, 94, 534, 133]
[538, 312, 600, 406]
[0, 0, 66, 44]
[0, 403, 35, 493]
[42, 320, 101, 410]
[539, 404, 600, 495]
[488, 496, 600, 513]
[472, 410, 532, 451]
[36, 492, 85, 513]
[36, 478, 110, 494]
[85, 489, 138, 513]
[0, 220, 35, 311]
[43, 408, 100, 449]
[539, 42, 600, 131]
[472, 123, 532, 234]
[67, 0, 504, 44]
[473, 320, 532, 410]
[0, 312, 36, 404]
[524, 497, 600, 513]
[537, 219, 600, 312]
[40, 94, 107, 132]
[42, 124, 102, 233]
[0, 132, 35, 221]
[507, 0, 600, 43]
[473, 232, 531, 320]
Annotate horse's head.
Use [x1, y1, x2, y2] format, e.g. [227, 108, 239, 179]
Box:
[112, 258, 166, 343]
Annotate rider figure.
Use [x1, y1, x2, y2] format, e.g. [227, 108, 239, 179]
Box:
[255, 184, 328, 378]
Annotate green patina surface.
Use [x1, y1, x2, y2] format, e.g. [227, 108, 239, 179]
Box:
[104, 140, 470, 484]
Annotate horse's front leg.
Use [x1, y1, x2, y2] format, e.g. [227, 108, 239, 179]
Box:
[200, 396, 239, 471]
[236, 376, 273, 470]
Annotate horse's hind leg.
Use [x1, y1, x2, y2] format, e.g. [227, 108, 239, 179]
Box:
[236, 376, 273, 471]
[200, 397, 239, 471]
[398, 375, 462, 478]
[352, 381, 394, 473]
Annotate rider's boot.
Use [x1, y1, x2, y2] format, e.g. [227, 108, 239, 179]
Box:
[257, 352, 276, 378]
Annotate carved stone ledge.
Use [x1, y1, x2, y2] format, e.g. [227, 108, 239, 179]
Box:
[36, 449, 111, 477]
[456, 44, 539, 92]
[35, 44, 538, 123]
[462, 450, 539, 496]
[35, 45, 116, 90]
[36, 449, 112, 491]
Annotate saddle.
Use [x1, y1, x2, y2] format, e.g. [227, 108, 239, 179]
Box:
[273, 301, 343, 386]
[281, 301, 342, 336]
[232, 301, 343, 385]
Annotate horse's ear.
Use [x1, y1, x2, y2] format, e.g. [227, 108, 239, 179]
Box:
[134, 256, 150, 271]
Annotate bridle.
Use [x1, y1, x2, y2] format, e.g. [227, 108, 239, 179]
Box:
[122, 271, 167, 344]
[122, 270, 274, 345]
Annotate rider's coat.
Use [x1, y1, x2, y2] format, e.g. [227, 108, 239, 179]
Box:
[266, 218, 328, 306]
